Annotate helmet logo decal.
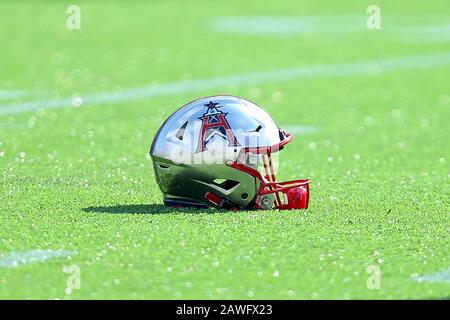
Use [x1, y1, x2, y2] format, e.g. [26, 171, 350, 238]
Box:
[196, 101, 240, 153]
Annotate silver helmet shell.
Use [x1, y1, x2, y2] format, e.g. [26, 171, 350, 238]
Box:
[150, 95, 309, 210]
[151, 96, 283, 163]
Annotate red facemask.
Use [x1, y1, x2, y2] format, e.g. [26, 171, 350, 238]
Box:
[231, 133, 310, 210]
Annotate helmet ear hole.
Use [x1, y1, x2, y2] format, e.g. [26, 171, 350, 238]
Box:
[279, 128, 287, 141]
[241, 192, 249, 200]
[212, 179, 240, 191]
[158, 163, 170, 169]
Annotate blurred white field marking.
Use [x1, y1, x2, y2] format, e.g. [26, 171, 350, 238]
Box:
[0, 90, 29, 100]
[213, 16, 450, 39]
[282, 125, 319, 134]
[1, 52, 450, 115]
[395, 25, 450, 42]
[213, 16, 367, 34]
[0, 249, 77, 268]
[412, 268, 450, 283]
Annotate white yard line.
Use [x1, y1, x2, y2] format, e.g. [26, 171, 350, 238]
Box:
[1, 52, 450, 115]
[395, 25, 450, 42]
[282, 125, 320, 134]
[213, 16, 365, 35]
[0, 90, 29, 100]
[212, 16, 450, 40]
[412, 268, 450, 284]
[0, 249, 77, 268]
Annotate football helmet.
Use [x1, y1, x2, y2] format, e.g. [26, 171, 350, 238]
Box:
[150, 95, 309, 210]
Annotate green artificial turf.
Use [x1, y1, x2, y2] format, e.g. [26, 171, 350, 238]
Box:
[0, 0, 449, 299]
